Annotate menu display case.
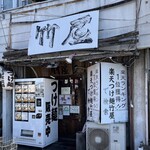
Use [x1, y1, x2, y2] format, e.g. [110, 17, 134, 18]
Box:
[14, 82, 36, 121]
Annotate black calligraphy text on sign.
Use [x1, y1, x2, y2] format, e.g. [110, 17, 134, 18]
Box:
[46, 81, 58, 137]
[35, 24, 60, 47]
[103, 68, 127, 121]
[87, 70, 93, 119]
[51, 81, 58, 122]
[118, 70, 127, 109]
[108, 68, 115, 120]
[114, 70, 127, 110]
[87, 68, 99, 121]
[35, 15, 93, 48]
[62, 15, 92, 45]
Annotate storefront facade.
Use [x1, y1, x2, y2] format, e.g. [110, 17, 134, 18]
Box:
[0, 0, 150, 149]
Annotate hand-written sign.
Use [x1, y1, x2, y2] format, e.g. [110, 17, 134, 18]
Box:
[87, 63, 100, 122]
[28, 11, 99, 55]
[87, 62, 128, 124]
[101, 62, 128, 123]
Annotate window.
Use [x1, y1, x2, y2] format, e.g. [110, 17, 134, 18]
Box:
[3, 0, 13, 10]
[32, 0, 46, 2]
[1, 0, 46, 10]
[17, 0, 32, 7]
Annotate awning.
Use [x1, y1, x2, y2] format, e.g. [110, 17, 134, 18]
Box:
[3, 31, 139, 66]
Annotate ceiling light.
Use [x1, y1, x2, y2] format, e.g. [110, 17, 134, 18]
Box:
[65, 57, 72, 64]
[65, 53, 76, 64]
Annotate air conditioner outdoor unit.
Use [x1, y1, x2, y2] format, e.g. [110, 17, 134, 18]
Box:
[86, 122, 126, 150]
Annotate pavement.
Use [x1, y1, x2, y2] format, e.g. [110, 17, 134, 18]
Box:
[17, 138, 76, 150]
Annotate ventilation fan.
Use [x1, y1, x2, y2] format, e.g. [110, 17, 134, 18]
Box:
[88, 128, 109, 150]
[86, 122, 126, 150]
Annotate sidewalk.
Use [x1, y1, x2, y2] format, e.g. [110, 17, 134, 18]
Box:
[18, 138, 76, 150]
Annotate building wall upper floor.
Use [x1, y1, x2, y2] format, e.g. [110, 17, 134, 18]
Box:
[1, 0, 148, 61]
[0, 0, 127, 11]
[137, 0, 150, 49]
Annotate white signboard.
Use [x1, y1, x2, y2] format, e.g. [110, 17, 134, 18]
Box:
[101, 62, 128, 123]
[63, 105, 70, 116]
[87, 63, 100, 122]
[61, 87, 71, 94]
[28, 11, 99, 55]
[87, 62, 128, 124]
[70, 106, 80, 114]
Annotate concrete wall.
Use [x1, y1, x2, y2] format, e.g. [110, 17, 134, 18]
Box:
[133, 51, 146, 150]
[138, 0, 150, 49]
[99, 2, 135, 39]
[0, 0, 136, 58]
[2, 90, 13, 142]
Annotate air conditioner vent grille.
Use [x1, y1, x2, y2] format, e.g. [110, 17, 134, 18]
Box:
[88, 128, 109, 150]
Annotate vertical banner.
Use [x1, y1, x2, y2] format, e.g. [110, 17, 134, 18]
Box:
[101, 62, 128, 123]
[87, 63, 100, 122]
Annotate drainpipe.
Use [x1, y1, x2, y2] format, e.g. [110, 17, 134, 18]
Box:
[145, 49, 149, 145]
[129, 65, 134, 150]
[8, 13, 12, 49]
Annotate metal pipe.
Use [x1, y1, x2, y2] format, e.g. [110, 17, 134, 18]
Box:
[29, 66, 38, 78]
[145, 49, 149, 145]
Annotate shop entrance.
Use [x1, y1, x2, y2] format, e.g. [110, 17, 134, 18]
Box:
[58, 76, 86, 139]
[25, 61, 87, 140]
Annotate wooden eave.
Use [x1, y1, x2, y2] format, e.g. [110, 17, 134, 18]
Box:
[3, 31, 139, 66]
